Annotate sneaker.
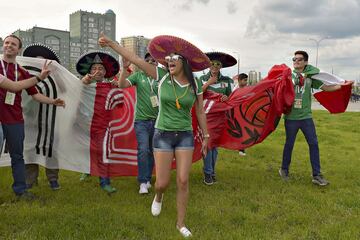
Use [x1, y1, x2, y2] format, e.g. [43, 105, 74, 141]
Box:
[146, 181, 151, 189]
[17, 191, 36, 201]
[278, 168, 289, 181]
[203, 174, 214, 185]
[139, 183, 149, 194]
[212, 175, 217, 183]
[239, 150, 246, 156]
[312, 174, 329, 186]
[151, 194, 163, 216]
[49, 180, 61, 190]
[79, 173, 90, 181]
[176, 225, 192, 238]
[101, 184, 117, 193]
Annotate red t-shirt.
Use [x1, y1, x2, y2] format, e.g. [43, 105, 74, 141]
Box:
[0, 60, 38, 124]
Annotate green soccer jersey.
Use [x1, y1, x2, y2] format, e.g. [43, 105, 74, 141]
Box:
[155, 67, 202, 131]
[285, 66, 323, 120]
[127, 71, 159, 121]
[199, 72, 234, 96]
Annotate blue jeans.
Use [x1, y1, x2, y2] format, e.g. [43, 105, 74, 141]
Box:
[203, 148, 218, 176]
[99, 177, 110, 187]
[281, 118, 321, 176]
[1, 123, 27, 195]
[153, 129, 194, 151]
[134, 120, 155, 184]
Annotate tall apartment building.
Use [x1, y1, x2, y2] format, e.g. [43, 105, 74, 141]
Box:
[13, 27, 70, 69]
[121, 36, 151, 59]
[6, 9, 117, 74]
[248, 70, 262, 85]
[69, 9, 117, 72]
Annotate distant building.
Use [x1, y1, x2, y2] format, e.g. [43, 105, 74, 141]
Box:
[6, 9, 117, 74]
[121, 36, 151, 59]
[13, 27, 70, 69]
[248, 70, 262, 85]
[69, 9, 117, 72]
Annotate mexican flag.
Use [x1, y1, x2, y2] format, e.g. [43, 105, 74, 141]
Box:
[0, 56, 139, 177]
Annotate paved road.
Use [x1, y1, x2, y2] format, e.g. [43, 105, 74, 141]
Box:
[312, 101, 360, 112]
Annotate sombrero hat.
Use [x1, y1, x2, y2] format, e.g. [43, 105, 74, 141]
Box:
[23, 43, 60, 63]
[76, 51, 119, 78]
[206, 52, 237, 68]
[148, 35, 210, 72]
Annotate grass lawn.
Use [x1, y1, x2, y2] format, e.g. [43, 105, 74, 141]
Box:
[0, 111, 359, 240]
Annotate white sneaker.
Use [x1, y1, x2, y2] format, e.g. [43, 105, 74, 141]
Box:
[146, 181, 151, 189]
[177, 225, 192, 238]
[139, 183, 149, 194]
[239, 150, 246, 156]
[151, 194, 163, 216]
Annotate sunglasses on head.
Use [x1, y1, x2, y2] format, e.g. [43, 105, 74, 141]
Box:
[292, 57, 304, 62]
[165, 54, 183, 62]
[211, 61, 222, 67]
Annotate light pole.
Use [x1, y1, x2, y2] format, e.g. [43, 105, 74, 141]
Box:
[233, 51, 240, 75]
[308, 37, 329, 67]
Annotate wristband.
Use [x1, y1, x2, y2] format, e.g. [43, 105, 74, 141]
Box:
[36, 76, 42, 82]
[126, 67, 132, 74]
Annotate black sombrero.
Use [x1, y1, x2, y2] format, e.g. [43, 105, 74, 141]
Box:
[23, 43, 60, 63]
[206, 52, 237, 68]
[76, 51, 119, 78]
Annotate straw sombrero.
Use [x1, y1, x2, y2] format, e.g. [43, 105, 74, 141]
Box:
[23, 43, 60, 63]
[206, 52, 237, 68]
[148, 35, 210, 72]
[76, 51, 119, 78]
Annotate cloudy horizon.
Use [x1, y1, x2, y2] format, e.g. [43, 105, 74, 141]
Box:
[1, 0, 359, 80]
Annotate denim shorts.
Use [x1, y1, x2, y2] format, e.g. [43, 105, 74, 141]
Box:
[153, 129, 194, 152]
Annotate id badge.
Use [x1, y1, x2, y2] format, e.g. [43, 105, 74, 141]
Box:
[294, 98, 302, 109]
[5, 92, 16, 105]
[150, 95, 159, 108]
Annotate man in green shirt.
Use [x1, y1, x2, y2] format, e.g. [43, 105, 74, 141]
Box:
[116, 53, 158, 194]
[200, 52, 236, 185]
[279, 50, 341, 186]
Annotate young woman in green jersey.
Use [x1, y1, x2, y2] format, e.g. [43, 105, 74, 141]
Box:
[99, 33, 210, 238]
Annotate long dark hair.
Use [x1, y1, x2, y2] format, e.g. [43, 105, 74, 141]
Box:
[181, 56, 198, 100]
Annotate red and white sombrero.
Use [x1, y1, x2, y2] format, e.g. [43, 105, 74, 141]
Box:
[148, 35, 210, 72]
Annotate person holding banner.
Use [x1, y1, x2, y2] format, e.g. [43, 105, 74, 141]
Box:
[200, 52, 236, 185]
[115, 53, 158, 195]
[0, 64, 52, 157]
[279, 50, 341, 186]
[234, 73, 249, 157]
[22, 43, 62, 190]
[0, 35, 64, 199]
[99, 33, 209, 238]
[76, 50, 120, 194]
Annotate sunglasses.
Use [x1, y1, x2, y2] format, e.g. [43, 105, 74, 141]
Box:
[292, 57, 304, 62]
[165, 54, 183, 62]
[211, 61, 222, 67]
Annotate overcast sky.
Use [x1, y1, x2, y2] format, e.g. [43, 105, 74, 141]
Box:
[1, 0, 359, 80]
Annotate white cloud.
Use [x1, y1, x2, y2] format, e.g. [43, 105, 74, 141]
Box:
[0, 0, 359, 80]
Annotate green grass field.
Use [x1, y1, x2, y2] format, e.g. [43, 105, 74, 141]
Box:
[0, 111, 359, 240]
